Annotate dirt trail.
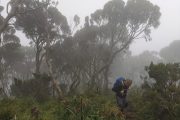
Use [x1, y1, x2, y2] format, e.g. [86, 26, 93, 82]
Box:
[125, 112, 136, 120]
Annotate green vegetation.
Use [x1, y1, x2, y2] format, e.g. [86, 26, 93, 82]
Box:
[0, 0, 179, 120]
[128, 63, 180, 120]
[0, 94, 125, 120]
[1, 63, 179, 120]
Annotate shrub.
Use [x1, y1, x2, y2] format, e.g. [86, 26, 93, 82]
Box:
[11, 74, 51, 102]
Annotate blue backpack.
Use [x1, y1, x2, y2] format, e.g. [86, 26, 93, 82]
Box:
[112, 77, 125, 92]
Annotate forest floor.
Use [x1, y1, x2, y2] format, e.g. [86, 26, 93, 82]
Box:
[0, 93, 138, 120]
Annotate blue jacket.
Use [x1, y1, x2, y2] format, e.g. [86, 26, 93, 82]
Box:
[112, 77, 128, 98]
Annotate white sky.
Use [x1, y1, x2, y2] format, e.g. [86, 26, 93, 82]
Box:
[58, 0, 180, 55]
[1, 0, 180, 55]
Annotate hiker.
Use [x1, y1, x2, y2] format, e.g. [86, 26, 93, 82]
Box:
[112, 77, 132, 112]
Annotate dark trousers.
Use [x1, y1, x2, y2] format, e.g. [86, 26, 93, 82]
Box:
[116, 95, 128, 112]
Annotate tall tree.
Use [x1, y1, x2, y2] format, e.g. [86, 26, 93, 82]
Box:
[0, 25, 23, 96]
[0, 0, 43, 43]
[0, 0, 25, 95]
[15, 0, 70, 98]
[15, 0, 68, 74]
[0, 0, 20, 36]
[89, 0, 161, 90]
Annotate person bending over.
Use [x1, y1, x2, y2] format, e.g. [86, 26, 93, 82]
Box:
[112, 77, 132, 112]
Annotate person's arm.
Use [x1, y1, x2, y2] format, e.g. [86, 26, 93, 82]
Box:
[122, 89, 128, 97]
[116, 83, 124, 97]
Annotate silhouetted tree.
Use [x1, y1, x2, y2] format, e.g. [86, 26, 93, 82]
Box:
[0, 25, 23, 96]
[15, 0, 69, 74]
[137, 63, 180, 120]
[89, 0, 161, 90]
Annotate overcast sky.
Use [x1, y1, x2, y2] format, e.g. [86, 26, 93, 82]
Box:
[1, 0, 179, 55]
[58, 0, 180, 55]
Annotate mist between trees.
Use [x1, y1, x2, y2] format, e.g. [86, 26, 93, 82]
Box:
[0, 0, 179, 120]
[0, 0, 161, 96]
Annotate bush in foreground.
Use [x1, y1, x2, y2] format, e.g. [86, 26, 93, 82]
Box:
[0, 94, 125, 120]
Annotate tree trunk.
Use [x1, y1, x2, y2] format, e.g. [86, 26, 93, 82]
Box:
[45, 32, 64, 99]
[103, 66, 109, 91]
[46, 58, 64, 99]
[35, 48, 40, 74]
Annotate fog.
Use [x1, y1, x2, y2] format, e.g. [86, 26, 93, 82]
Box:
[59, 0, 180, 55]
[1, 0, 179, 55]
[0, 1, 180, 119]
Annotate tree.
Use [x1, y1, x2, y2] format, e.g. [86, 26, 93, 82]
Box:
[0, 0, 38, 96]
[136, 63, 180, 120]
[49, 0, 161, 93]
[14, 0, 70, 98]
[88, 0, 161, 90]
[49, 24, 110, 93]
[15, 0, 69, 74]
[0, 26, 23, 96]
[43, 0, 70, 99]
[72, 14, 80, 32]
[0, 0, 44, 43]
[11, 74, 51, 102]
[0, 0, 21, 36]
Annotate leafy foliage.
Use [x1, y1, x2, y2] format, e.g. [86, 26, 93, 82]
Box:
[15, 0, 70, 74]
[0, 94, 125, 120]
[1, 1, 176, 120]
[11, 74, 52, 102]
[129, 63, 180, 120]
